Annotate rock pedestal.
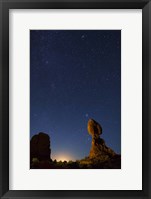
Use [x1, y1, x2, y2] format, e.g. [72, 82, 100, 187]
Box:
[88, 119, 116, 160]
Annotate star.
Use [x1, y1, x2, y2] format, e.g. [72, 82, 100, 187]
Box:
[30, 30, 121, 159]
[81, 35, 85, 39]
[85, 113, 89, 118]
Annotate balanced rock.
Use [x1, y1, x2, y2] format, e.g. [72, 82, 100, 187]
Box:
[88, 119, 102, 138]
[88, 119, 116, 161]
[30, 132, 51, 161]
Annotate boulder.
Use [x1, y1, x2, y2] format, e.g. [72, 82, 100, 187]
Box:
[88, 119, 102, 138]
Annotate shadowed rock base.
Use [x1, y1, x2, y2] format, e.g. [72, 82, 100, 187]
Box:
[89, 137, 116, 160]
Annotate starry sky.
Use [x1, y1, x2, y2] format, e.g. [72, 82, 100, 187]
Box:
[30, 30, 121, 161]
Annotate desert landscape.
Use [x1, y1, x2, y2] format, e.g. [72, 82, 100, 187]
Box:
[30, 119, 121, 169]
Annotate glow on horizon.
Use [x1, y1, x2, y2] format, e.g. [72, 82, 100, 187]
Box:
[52, 153, 75, 162]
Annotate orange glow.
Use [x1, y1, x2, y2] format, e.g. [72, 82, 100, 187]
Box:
[52, 153, 74, 162]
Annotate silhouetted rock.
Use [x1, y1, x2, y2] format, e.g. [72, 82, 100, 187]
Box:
[88, 119, 116, 161]
[30, 132, 51, 162]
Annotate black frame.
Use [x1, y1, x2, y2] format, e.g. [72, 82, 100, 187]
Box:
[0, 0, 150, 198]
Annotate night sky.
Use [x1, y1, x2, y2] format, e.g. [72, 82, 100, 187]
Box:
[30, 30, 121, 161]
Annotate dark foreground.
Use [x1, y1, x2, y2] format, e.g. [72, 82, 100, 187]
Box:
[30, 154, 121, 169]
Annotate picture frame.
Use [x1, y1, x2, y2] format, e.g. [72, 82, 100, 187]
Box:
[0, 0, 150, 198]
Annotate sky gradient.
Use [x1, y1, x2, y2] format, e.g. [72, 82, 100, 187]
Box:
[30, 30, 121, 161]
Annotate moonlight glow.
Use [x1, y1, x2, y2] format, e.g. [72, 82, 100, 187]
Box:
[52, 153, 74, 162]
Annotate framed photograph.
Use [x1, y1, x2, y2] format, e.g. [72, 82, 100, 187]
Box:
[0, 0, 150, 198]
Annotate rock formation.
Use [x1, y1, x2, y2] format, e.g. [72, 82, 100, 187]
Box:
[88, 119, 116, 161]
[30, 132, 51, 162]
[30, 121, 121, 169]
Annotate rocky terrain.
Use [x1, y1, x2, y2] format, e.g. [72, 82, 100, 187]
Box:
[30, 119, 121, 169]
